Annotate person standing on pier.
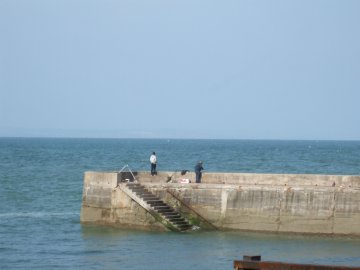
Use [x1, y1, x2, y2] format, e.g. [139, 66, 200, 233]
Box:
[194, 161, 204, 183]
[150, 152, 157, 176]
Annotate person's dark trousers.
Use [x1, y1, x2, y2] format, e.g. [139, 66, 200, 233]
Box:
[151, 164, 157, 175]
[195, 172, 202, 183]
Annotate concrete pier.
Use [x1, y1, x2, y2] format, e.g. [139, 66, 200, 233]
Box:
[80, 171, 360, 236]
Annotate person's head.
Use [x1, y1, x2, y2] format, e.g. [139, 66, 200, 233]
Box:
[152, 152, 156, 155]
[198, 161, 203, 164]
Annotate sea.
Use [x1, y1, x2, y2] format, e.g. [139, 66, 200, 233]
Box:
[1, 138, 360, 269]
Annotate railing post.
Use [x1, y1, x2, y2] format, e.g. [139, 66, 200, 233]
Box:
[234, 255, 261, 270]
[243, 255, 261, 262]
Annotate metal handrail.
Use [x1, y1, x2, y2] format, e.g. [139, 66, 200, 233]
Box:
[118, 164, 138, 182]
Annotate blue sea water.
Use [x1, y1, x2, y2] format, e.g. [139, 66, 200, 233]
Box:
[0, 138, 360, 269]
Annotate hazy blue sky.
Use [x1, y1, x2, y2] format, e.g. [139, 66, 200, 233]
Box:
[1, 0, 359, 140]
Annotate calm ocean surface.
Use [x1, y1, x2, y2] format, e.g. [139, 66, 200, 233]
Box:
[1, 138, 360, 269]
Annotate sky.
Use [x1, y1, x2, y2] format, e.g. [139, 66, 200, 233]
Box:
[1, 0, 359, 140]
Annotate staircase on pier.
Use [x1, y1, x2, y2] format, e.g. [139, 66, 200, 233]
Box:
[119, 182, 193, 232]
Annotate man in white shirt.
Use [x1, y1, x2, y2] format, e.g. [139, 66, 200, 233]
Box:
[150, 152, 157, 176]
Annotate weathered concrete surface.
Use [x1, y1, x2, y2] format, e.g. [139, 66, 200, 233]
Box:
[137, 171, 360, 187]
[80, 171, 360, 236]
[80, 171, 165, 230]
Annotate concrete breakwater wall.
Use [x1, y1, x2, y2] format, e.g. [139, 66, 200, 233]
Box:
[80, 171, 360, 236]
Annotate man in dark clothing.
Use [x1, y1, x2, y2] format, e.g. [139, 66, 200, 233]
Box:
[194, 161, 204, 183]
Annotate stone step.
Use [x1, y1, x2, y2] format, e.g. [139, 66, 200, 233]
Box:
[131, 187, 147, 191]
[176, 222, 192, 228]
[126, 184, 142, 188]
[142, 196, 159, 201]
[175, 224, 192, 231]
[159, 209, 178, 214]
[162, 213, 181, 218]
[129, 187, 147, 192]
[153, 205, 172, 211]
[168, 217, 186, 223]
[146, 200, 165, 206]
[147, 199, 164, 204]
[174, 221, 189, 226]
[148, 201, 167, 206]
[129, 185, 145, 189]
[156, 209, 176, 214]
[127, 185, 144, 189]
[137, 193, 155, 198]
[132, 190, 148, 194]
[140, 193, 158, 197]
[136, 193, 149, 197]
[122, 183, 193, 232]
[132, 188, 147, 193]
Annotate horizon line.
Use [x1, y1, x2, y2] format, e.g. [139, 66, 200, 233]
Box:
[1, 136, 359, 142]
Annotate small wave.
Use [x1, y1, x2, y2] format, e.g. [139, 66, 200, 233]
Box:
[0, 212, 79, 219]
